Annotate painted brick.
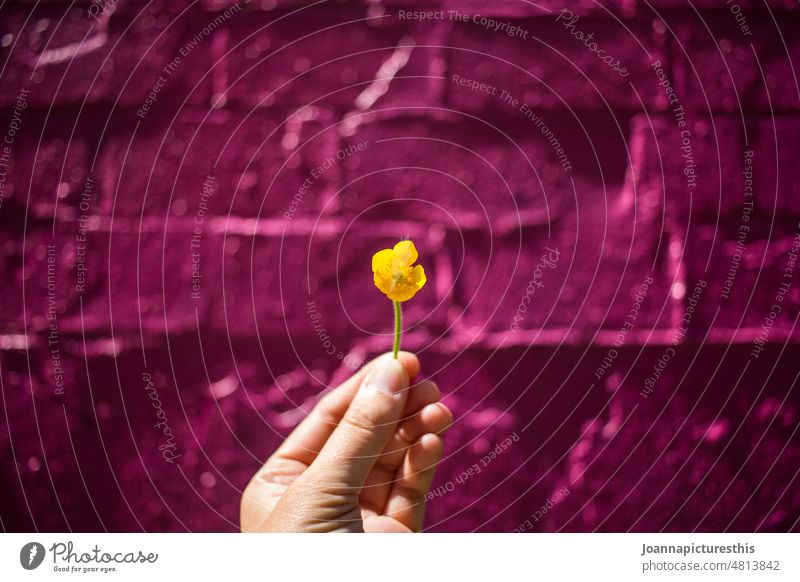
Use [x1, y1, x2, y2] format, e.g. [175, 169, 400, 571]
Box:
[96, 107, 339, 219]
[669, 13, 800, 112]
[446, 211, 674, 339]
[202, 0, 366, 10]
[336, 113, 556, 225]
[625, 113, 745, 225]
[545, 344, 800, 532]
[218, 8, 442, 112]
[335, 110, 631, 226]
[2, 223, 220, 335]
[0, 347, 102, 531]
[748, 116, 800, 215]
[441, 0, 626, 18]
[0, 232, 25, 333]
[0, 107, 99, 219]
[444, 16, 667, 113]
[641, 0, 799, 11]
[681, 220, 800, 336]
[0, 2, 215, 108]
[203, 0, 622, 14]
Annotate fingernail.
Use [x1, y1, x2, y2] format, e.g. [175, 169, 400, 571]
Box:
[365, 358, 408, 394]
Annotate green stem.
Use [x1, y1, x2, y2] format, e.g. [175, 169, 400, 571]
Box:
[392, 300, 402, 359]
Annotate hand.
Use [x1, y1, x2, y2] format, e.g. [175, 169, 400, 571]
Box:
[241, 352, 453, 532]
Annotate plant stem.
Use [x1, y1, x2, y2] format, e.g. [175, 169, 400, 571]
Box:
[392, 300, 402, 359]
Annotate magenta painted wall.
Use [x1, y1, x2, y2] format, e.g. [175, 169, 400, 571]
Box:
[1, 0, 799, 532]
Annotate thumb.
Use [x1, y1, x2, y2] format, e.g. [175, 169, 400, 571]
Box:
[305, 356, 410, 489]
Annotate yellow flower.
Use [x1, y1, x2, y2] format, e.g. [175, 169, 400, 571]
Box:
[371, 240, 427, 302]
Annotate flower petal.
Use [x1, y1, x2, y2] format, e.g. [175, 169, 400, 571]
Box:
[412, 264, 426, 290]
[392, 240, 418, 268]
[372, 240, 426, 302]
[371, 248, 395, 273]
[374, 271, 393, 296]
[387, 278, 419, 302]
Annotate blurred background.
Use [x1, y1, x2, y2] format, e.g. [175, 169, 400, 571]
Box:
[1, 0, 799, 532]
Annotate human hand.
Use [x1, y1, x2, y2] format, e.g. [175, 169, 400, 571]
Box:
[241, 352, 453, 532]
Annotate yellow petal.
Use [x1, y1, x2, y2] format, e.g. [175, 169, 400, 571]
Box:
[412, 264, 426, 290]
[392, 240, 418, 268]
[372, 248, 395, 273]
[387, 278, 419, 302]
[374, 271, 392, 296]
[372, 240, 426, 302]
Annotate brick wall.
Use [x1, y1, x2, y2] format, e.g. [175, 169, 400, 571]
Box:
[1, 0, 799, 532]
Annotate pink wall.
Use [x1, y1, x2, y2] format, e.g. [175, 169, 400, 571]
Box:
[1, 0, 799, 531]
